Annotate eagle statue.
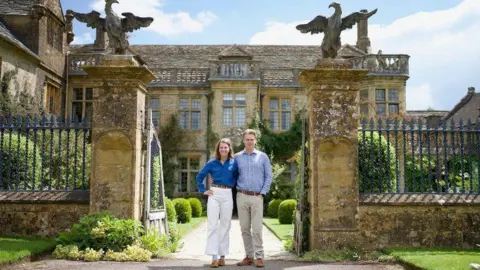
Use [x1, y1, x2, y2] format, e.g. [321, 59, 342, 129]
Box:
[296, 2, 377, 58]
[67, 0, 153, 54]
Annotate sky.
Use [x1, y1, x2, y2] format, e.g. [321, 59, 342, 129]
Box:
[60, 0, 480, 111]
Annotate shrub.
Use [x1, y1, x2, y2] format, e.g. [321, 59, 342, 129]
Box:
[357, 131, 396, 193]
[165, 198, 177, 222]
[83, 248, 103, 262]
[150, 155, 161, 209]
[173, 198, 192, 223]
[268, 199, 283, 218]
[188, 198, 202, 217]
[278, 199, 297, 224]
[57, 211, 144, 252]
[0, 133, 42, 190]
[52, 244, 84, 260]
[124, 245, 152, 262]
[162, 226, 183, 252]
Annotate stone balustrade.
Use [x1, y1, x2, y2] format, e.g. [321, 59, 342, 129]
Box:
[151, 68, 209, 85]
[350, 54, 410, 76]
[208, 60, 261, 80]
[68, 53, 103, 74]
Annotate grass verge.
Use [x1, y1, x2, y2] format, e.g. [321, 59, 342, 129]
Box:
[263, 217, 293, 241]
[0, 236, 56, 265]
[385, 248, 480, 270]
[176, 216, 208, 238]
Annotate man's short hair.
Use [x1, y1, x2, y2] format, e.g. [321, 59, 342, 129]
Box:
[243, 129, 257, 138]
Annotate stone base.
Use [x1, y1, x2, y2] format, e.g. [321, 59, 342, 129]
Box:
[315, 58, 352, 69]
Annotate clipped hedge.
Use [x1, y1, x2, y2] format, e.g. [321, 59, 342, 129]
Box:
[173, 198, 192, 223]
[187, 198, 202, 218]
[278, 199, 297, 224]
[165, 198, 177, 222]
[268, 199, 283, 218]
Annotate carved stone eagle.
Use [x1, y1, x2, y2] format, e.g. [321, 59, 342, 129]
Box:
[296, 2, 377, 58]
[67, 0, 153, 54]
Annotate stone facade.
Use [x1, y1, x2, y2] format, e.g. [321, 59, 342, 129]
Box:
[0, 191, 89, 237]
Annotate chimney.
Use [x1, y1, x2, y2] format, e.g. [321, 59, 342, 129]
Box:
[468, 86, 475, 93]
[356, 9, 371, 53]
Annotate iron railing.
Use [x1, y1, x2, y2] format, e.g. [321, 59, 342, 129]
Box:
[0, 115, 91, 192]
[359, 118, 480, 194]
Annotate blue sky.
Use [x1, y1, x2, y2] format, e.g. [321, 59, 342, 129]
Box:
[61, 0, 480, 111]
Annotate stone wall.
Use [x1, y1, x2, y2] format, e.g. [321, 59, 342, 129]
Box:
[0, 192, 89, 237]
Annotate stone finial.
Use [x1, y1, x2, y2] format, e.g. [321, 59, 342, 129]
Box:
[468, 87, 475, 93]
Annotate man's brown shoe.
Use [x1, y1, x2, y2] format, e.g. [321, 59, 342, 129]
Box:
[210, 260, 219, 268]
[236, 257, 254, 266]
[256, 258, 265, 268]
[218, 258, 225, 266]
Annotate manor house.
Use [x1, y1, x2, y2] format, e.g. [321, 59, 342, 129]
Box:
[0, 0, 409, 194]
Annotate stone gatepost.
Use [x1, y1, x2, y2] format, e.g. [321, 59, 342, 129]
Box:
[82, 55, 155, 220]
[298, 59, 368, 250]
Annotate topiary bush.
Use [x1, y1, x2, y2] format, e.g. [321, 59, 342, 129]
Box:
[165, 198, 177, 222]
[187, 198, 202, 218]
[173, 198, 192, 223]
[357, 131, 396, 193]
[278, 199, 297, 224]
[0, 133, 42, 190]
[268, 199, 283, 218]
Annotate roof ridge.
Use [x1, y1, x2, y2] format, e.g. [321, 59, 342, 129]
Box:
[443, 91, 476, 121]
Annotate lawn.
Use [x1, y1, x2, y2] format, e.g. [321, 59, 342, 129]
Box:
[176, 216, 208, 238]
[386, 248, 480, 270]
[0, 236, 56, 265]
[263, 217, 293, 241]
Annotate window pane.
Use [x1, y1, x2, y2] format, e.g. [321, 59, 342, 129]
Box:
[191, 99, 201, 110]
[388, 89, 399, 102]
[376, 103, 386, 115]
[223, 107, 233, 126]
[281, 99, 291, 110]
[236, 107, 246, 126]
[191, 111, 200, 130]
[85, 102, 93, 122]
[360, 104, 369, 115]
[190, 158, 200, 170]
[179, 111, 189, 129]
[180, 172, 188, 192]
[152, 112, 160, 128]
[180, 157, 188, 170]
[73, 88, 83, 101]
[72, 102, 83, 122]
[360, 90, 369, 99]
[85, 88, 93, 100]
[235, 93, 246, 105]
[150, 98, 160, 110]
[223, 93, 233, 106]
[269, 98, 279, 110]
[282, 112, 291, 130]
[270, 112, 279, 130]
[190, 172, 197, 192]
[180, 98, 189, 110]
[389, 104, 399, 114]
[375, 89, 386, 101]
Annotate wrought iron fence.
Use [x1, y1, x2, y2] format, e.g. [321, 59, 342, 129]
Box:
[0, 115, 91, 192]
[359, 118, 480, 194]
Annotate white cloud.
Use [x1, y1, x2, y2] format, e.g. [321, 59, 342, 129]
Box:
[71, 32, 94, 45]
[89, 0, 217, 36]
[406, 84, 435, 110]
[249, 0, 480, 110]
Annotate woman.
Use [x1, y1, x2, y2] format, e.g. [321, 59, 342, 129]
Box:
[196, 138, 237, 268]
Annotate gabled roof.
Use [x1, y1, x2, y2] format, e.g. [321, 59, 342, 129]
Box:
[338, 44, 367, 58]
[444, 88, 480, 122]
[0, 19, 39, 60]
[218, 45, 252, 59]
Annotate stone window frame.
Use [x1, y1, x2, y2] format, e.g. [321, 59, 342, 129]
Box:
[375, 88, 400, 116]
[47, 16, 63, 51]
[45, 82, 61, 115]
[149, 97, 160, 128]
[222, 92, 246, 127]
[178, 96, 201, 130]
[177, 155, 201, 193]
[359, 90, 370, 117]
[265, 96, 293, 131]
[69, 87, 93, 122]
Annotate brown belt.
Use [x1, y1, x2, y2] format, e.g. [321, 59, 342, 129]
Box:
[237, 189, 262, 196]
[211, 184, 231, 189]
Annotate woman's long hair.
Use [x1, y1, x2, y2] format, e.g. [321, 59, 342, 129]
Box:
[214, 138, 234, 160]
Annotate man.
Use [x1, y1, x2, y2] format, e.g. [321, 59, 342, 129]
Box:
[235, 129, 272, 268]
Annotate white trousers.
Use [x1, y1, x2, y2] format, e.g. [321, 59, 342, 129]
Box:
[205, 187, 233, 256]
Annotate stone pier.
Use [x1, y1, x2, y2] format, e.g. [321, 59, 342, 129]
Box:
[298, 59, 368, 250]
[83, 55, 155, 220]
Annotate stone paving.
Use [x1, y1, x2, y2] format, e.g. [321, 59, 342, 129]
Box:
[10, 217, 405, 270]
